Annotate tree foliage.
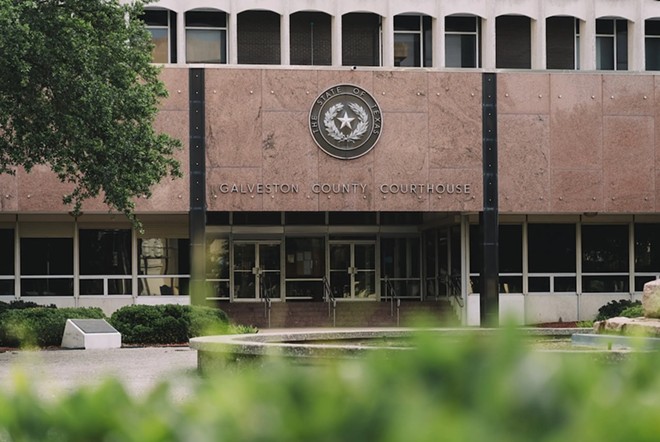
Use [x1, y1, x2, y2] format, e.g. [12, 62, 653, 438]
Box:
[0, 0, 181, 225]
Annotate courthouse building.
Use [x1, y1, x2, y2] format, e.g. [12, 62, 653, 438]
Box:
[1, 0, 660, 325]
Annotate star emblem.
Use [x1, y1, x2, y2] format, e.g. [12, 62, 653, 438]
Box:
[336, 111, 355, 130]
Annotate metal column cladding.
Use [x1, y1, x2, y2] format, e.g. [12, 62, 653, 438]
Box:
[481, 73, 499, 326]
[189, 69, 207, 306]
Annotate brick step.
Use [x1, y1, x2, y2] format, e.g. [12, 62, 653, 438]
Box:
[214, 300, 457, 329]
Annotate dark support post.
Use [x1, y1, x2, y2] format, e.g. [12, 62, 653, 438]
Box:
[481, 73, 499, 326]
[189, 69, 207, 306]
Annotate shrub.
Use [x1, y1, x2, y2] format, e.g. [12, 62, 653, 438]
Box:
[109, 304, 230, 345]
[620, 304, 644, 318]
[0, 300, 56, 315]
[0, 307, 106, 348]
[595, 299, 641, 321]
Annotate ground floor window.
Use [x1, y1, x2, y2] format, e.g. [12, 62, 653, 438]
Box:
[286, 238, 324, 300]
[0, 229, 14, 295]
[467, 219, 660, 296]
[20, 237, 73, 296]
[139, 237, 190, 296]
[581, 224, 628, 293]
[528, 224, 576, 293]
[206, 235, 229, 299]
[634, 223, 660, 291]
[80, 229, 132, 295]
[469, 224, 524, 294]
[381, 237, 420, 299]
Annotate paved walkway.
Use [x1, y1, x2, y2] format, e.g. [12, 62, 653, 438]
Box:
[0, 346, 199, 400]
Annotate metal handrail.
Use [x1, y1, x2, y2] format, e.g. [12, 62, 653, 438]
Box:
[261, 277, 272, 328]
[383, 276, 401, 326]
[444, 273, 464, 308]
[322, 276, 336, 326]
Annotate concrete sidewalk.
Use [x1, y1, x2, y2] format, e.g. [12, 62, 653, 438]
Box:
[0, 346, 199, 400]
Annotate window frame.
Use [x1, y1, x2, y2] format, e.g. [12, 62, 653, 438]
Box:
[445, 15, 481, 68]
[185, 10, 228, 64]
[596, 18, 628, 71]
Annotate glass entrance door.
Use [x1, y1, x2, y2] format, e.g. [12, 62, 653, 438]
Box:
[233, 242, 280, 300]
[329, 242, 376, 299]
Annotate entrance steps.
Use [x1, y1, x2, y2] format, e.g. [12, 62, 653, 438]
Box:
[214, 300, 458, 329]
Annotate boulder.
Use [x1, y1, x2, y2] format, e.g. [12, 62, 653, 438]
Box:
[642, 280, 660, 318]
[593, 316, 660, 338]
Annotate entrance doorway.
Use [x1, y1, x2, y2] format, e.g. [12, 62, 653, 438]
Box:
[233, 242, 280, 300]
[329, 242, 377, 299]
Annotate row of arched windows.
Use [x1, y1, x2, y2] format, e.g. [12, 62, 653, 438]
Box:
[142, 8, 660, 71]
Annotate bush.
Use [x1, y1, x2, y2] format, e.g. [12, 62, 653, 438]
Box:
[620, 304, 644, 318]
[110, 305, 229, 345]
[0, 300, 56, 315]
[0, 307, 106, 348]
[595, 299, 641, 321]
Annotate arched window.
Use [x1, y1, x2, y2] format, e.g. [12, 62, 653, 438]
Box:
[185, 10, 227, 64]
[596, 18, 628, 70]
[141, 9, 177, 63]
[445, 15, 481, 68]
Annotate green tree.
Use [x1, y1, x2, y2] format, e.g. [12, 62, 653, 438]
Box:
[0, 0, 181, 226]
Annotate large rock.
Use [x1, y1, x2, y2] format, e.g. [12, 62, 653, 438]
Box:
[642, 280, 660, 318]
[593, 317, 660, 337]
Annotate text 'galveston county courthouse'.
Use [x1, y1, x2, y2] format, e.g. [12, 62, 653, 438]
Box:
[1, 0, 660, 326]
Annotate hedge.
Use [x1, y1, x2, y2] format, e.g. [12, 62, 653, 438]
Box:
[0, 303, 234, 348]
[109, 304, 230, 345]
[0, 307, 105, 347]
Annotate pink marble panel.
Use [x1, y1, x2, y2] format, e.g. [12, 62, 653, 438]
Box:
[549, 170, 603, 213]
[316, 71, 374, 95]
[158, 68, 189, 111]
[134, 174, 189, 213]
[375, 185, 430, 212]
[206, 167, 264, 211]
[498, 73, 550, 115]
[428, 72, 482, 169]
[317, 139, 376, 211]
[135, 109, 189, 212]
[17, 166, 74, 212]
[603, 116, 655, 213]
[261, 111, 320, 211]
[317, 165, 375, 212]
[372, 71, 428, 113]
[262, 69, 319, 112]
[154, 110, 189, 171]
[80, 194, 115, 213]
[205, 69, 264, 168]
[549, 74, 602, 170]
[499, 114, 550, 213]
[373, 113, 429, 211]
[428, 168, 482, 212]
[656, 77, 660, 171]
[656, 169, 660, 212]
[602, 75, 655, 116]
[0, 173, 18, 211]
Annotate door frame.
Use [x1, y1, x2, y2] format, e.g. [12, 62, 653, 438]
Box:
[327, 240, 379, 301]
[231, 240, 283, 302]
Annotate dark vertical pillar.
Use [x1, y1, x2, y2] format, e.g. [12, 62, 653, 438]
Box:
[481, 73, 499, 326]
[189, 69, 206, 306]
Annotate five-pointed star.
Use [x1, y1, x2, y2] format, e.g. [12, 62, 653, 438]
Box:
[337, 111, 355, 130]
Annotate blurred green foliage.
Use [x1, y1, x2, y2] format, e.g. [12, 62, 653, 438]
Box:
[2, 330, 660, 441]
